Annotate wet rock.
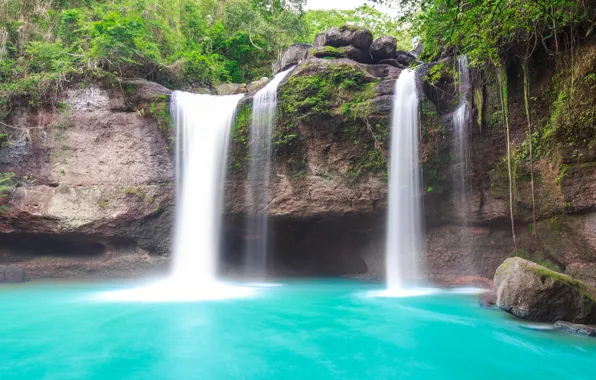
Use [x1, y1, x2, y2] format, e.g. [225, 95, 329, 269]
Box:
[371, 36, 397, 62]
[478, 291, 497, 309]
[494, 257, 596, 323]
[318, 25, 374, 52]
[396, 51, 417, 67]
[554, 321, 596, 337]
[215, 83, 247, 95]
[276, 44, 311, 74]
[378, 59, 405, 69]
[312, 45, 371, 64]
[0, 264, 27, 283]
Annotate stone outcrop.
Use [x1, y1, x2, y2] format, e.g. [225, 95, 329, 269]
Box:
[370, 36, 397, 62]
[0, 264, 27, 283]
[315, 25, 374, 52]
[0, 79, 175, 278]
[494, 257, 596, 323]
[275, 44, 312, 74]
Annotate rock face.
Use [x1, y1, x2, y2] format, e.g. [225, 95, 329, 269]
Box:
[317, 25, 374, 52]
[370, 36, 397, 62]
[0, 79, 174, 278]
[276, 44, 311, 74]
[494, 257, 596, 323]
[0, 264, 27, 283]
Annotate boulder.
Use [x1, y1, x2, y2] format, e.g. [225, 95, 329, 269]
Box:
[494, 257, 596, 323]
[276, 44, 311, 74]
[0, 264, 27, 283]
[554, 321, 596, 337]
[215, 83, 247, 95]
[312, 45, 371, 64]
[370, 36, 397, 62]
[396, 51, 417, 67]
[319, 25, 374, 52]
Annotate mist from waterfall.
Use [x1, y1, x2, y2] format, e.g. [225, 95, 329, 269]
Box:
[171, 91, 244, 284]
[385, 69, 422, 292]
[244, 67, 294, 277]
[453, 55, 470, 212]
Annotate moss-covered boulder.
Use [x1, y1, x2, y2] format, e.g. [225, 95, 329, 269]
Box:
[495, 257, 596, 323]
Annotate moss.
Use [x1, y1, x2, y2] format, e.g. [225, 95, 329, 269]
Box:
[420, 97, 449, 194]
[229, 102, 251, 173]
[509, 249, 563, 272]
[123, 186, 146, 200]
[279, 63, 385, 180]
[311, 46, 347, 58]
[525, 263, 596, 303]
[143, 94, 172, 152]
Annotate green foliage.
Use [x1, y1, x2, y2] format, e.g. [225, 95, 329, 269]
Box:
[303, 5, 411, 50]
[0, 0, 308, 111]
[399, 0, 594, 67]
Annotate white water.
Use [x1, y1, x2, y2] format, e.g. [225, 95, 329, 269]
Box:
[385, 69, 422, 292]
[97, 91, 255, 302]
[453, 55, 470, 207]
[171, 91, 244, 284]
[245, 67, 294, 276]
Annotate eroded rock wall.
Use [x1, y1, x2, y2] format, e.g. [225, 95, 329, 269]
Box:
[0, 80, 174, 278]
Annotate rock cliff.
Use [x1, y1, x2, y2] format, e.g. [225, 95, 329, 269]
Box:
[1, 28, 595, 282]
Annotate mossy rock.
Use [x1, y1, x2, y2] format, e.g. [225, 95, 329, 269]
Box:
[494, 257, 596, 323]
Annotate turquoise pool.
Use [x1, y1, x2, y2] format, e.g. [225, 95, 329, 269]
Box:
[1, 280, 595, 379]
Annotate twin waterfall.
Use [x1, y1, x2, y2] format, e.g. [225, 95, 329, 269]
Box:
[169, 67, 434, 293]
[171, 92, 243, 284]
[245, 68, 295, 276]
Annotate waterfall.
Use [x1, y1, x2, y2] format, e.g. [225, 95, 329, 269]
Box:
[171, 91, 243, 284]
[385, 69, 422, 291]
[244, 67, 294, 276]
[453, 55, 470, 211]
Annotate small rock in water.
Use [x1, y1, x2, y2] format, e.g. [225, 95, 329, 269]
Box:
[478, 291, 497, 309]
[554, 321, 596, 337]
[0, 264, 28, 283]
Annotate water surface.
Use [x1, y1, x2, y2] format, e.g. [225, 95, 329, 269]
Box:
[1, 280, 595, 379]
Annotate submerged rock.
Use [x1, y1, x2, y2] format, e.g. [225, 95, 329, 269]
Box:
[554, 321, 596, 337]
[0, 264, 27, 283]
[478, 291, 497, 309]
[370, 36, 397, 62]
[494, 257, 596, 323]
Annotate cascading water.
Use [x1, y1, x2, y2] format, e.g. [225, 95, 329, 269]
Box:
[244, 67, 294, 276]
[98, 91, 257, 301]
[171, 91, 244, 284]
[385, 69, 422, 293]
[453, 55, 470, 210]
